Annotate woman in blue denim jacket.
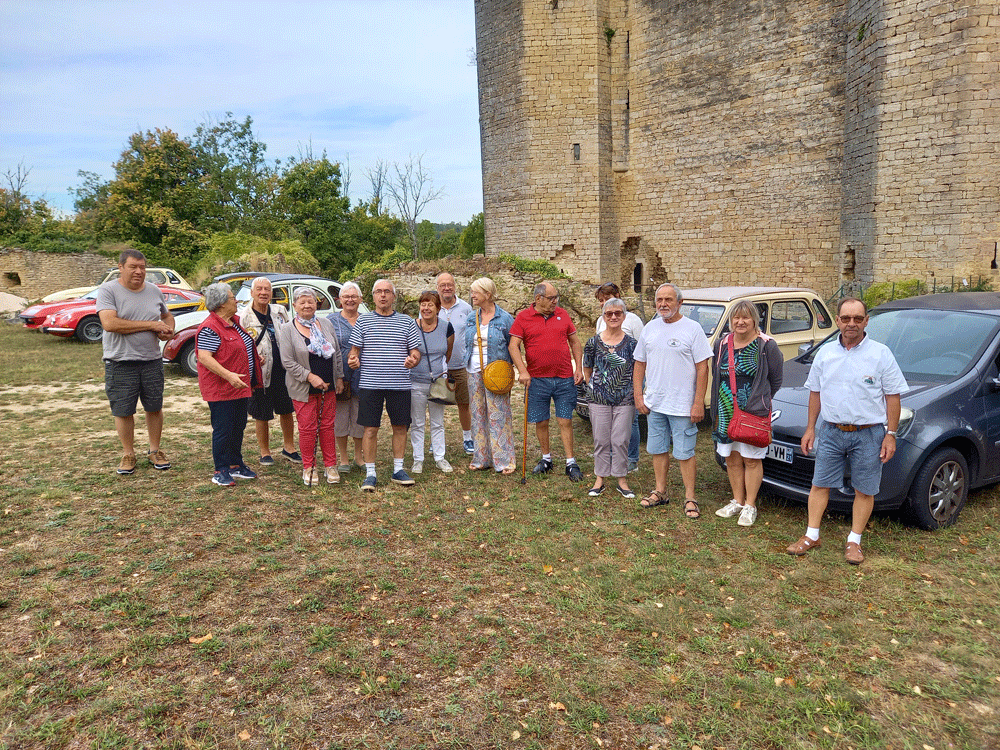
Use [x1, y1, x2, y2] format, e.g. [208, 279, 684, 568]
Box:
[464, 277, 517, 473]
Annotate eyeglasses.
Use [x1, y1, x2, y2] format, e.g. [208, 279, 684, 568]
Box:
[839, 315, 866, 323]
[603, 311, 624, 318]
[540, 294, 559, 302]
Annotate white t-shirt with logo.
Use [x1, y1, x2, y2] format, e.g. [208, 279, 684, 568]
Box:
[634, 315, 713, 416]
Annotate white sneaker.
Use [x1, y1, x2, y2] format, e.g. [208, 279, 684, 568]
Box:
[737, 505, 758, 527]
[435, 458, 453, 473]
[303, 467, 318, 486]
[325, 466, 340, 484]
[411, 461, 423, 474]
[715, 499, 744, 518]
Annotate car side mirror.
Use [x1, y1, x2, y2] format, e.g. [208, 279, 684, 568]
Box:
[990, 377, 1000, 393]
[797, 342, 812, 357]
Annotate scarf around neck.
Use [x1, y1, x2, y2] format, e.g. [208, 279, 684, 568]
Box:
[296, 316, 334, 359]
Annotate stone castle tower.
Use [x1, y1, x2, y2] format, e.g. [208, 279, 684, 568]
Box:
[474, 0, 999, 296]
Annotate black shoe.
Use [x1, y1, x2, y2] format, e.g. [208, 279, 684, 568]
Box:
[532, 458, 553, 475]
[566, 462, 584, 482]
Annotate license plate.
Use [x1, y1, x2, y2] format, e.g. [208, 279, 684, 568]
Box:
[767, 442, 795, 464]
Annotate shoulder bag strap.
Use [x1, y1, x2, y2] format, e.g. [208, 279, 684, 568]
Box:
[477, 309, 486, 372]
[727, 333, 741, 417]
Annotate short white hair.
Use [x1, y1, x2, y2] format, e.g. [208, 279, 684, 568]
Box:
[372, 278, 395, 295]
[339, 281, 361, 297]
[250, 276, 272, 291]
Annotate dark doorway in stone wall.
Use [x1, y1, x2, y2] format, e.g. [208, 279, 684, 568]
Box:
[632, 264, 643, 294]
[3, 271, 21, 288]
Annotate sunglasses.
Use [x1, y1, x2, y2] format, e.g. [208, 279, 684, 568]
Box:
[839, 315, 866, 323]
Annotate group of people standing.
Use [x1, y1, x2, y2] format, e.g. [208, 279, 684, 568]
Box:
[98, 249, 907, 565]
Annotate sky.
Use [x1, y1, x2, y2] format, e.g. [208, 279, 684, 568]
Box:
[0, 0, 483, 224]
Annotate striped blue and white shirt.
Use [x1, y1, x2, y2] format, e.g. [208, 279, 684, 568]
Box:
[348, 311, 422, 390]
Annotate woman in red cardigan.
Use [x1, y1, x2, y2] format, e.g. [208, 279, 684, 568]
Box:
[196, 282, 263, 487]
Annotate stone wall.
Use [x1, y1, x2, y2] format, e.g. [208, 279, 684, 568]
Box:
[475, 0, 1000, 297]
[0, 248, 113, 301]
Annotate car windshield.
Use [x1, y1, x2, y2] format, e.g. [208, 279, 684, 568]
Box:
[802, 308, 1000, 382]
[679, 303, 726, 337]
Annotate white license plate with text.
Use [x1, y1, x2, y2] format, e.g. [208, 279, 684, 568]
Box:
[766, 442, 795, 464]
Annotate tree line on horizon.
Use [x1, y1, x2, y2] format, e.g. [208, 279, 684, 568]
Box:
[0, 113, 485, 282]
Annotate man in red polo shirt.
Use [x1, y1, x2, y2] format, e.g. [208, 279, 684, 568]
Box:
[509, 282, 585, 481]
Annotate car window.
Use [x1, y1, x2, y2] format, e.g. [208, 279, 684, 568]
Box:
[812, 300, 833, 328]
[146, 271, 167, 284]
[165, 271, 181, 284]
[769, 301, 812, 335]
[679, 303, 726, 337]
[272, 287, 290, 308]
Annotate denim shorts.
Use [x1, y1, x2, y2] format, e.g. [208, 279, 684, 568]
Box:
[527, 376, 577, 423]
[812, 421, 885, 496]
[646, 412, 698, 460]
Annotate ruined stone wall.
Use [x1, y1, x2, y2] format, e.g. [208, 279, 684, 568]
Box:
[0, 248, 113, 300]
[475, 0, 1000, 296]
[476, 0, 612, 281]
[844, 0, 1000, 284]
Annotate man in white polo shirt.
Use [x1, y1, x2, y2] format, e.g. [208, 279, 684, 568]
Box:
[786, 297, 908, 565]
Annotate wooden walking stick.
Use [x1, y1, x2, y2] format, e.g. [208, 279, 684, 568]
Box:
[521, 380, 529, 485]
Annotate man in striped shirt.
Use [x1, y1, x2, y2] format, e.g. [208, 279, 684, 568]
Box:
[348, 279, 422, 491]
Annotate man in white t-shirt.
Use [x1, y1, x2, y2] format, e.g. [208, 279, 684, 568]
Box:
[633, 283, 713, 518]
[786, 297, 908, 565]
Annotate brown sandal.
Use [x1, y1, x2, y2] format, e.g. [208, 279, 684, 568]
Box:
[639, 490, 669, 508]
[684, 499, 701, 519]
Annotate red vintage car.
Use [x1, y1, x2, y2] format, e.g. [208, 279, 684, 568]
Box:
[19, 289, 102, 329]
[41, 287, 204, 343]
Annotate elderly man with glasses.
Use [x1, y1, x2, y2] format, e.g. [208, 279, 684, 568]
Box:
[509, 281, 585, 482]
[786, 297, 908, 565]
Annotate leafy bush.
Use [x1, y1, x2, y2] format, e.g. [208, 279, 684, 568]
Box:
[496, 253, 566, 279]
[190, 232, 319, 285]
[862, 276, 994, 309]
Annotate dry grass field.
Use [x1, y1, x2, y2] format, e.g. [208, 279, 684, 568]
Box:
[1, 322, 998, 750]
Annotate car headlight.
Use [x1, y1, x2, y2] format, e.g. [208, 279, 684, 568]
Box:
[896, 407, 915, 439]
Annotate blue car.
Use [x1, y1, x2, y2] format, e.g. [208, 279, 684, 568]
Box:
[754, 292, 1000, 529]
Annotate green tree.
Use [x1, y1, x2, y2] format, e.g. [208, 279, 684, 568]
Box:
[460, 212, 485, 257]
[341, 201, 406, 270]
[190, 113, 283, 236]
[96, 128, 210, 269]
[278, 156, 351, 274]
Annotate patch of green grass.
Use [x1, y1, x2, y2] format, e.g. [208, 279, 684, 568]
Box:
[1, 322, 999, 749]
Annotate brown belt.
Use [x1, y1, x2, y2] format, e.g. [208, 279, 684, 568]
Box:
[834, 423, 878, 432]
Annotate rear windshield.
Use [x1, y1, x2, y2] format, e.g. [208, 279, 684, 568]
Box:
[679, 303, 726, 337]
[804, 308, 999, 382]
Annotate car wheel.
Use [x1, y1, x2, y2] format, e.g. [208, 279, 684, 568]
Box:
[180, 341, 198, 377]
[76, 315, 104, 343]
[906, 447, 968, 530]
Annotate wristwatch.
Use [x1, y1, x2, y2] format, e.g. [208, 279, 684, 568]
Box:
[886, 430, 897, 437]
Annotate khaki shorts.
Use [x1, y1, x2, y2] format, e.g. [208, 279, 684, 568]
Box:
[448, 368, 470, 406]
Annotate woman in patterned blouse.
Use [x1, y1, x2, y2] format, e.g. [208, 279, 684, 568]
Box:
[582, 298, 638, 499]
[710, 301, 783, 527]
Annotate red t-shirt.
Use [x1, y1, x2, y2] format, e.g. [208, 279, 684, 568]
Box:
[510, 305, 576, 378]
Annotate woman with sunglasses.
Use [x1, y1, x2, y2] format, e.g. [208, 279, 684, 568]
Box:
[582, 297, 639, 498]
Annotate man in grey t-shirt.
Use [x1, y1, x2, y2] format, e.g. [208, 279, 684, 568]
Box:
[96, 249, 175, 475]
[436, 272, 475, 454]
